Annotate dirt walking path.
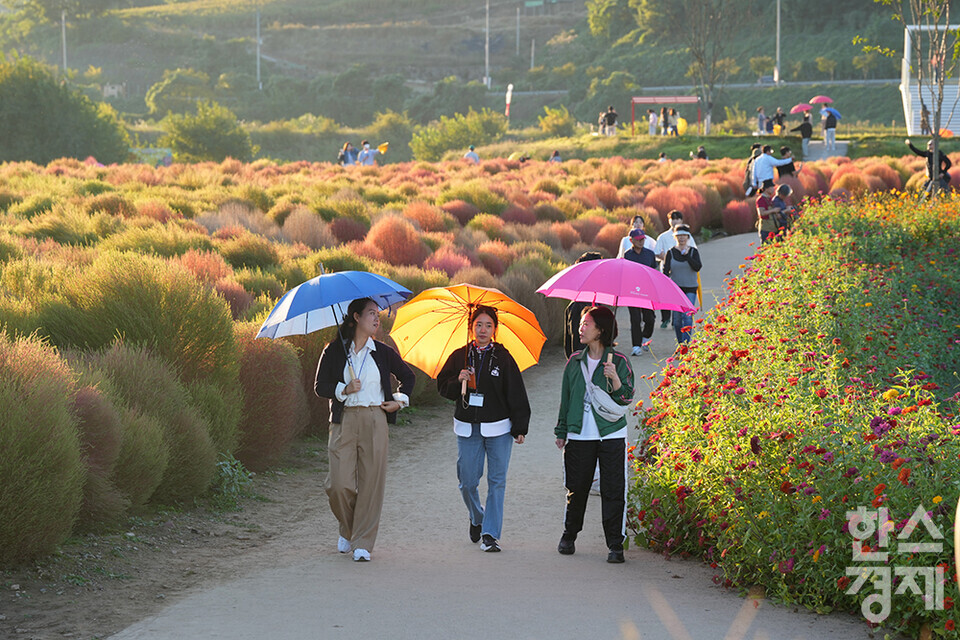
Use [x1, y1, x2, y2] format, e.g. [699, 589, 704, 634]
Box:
[103, 234, 874, 640]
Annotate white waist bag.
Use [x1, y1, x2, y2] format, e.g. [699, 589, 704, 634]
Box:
[580, 360, 628, 423]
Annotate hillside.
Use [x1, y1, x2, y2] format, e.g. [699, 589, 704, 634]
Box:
[0, 0, 908, 129]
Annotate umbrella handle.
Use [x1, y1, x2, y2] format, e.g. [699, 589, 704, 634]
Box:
[461, 378, 468, 397]
[348, 364, 357, 382]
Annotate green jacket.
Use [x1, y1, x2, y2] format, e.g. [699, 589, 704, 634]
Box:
[555, 347, 635, 439]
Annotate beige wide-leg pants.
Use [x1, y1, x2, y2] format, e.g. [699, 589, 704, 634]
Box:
[325, 406, 389, 552]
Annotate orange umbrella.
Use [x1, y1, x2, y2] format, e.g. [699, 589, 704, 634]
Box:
[940, 128, 954, 138]
[390, 284, 546, 378]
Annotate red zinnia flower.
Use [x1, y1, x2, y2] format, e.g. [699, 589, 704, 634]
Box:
[873, 483, 886, 496]
[898, 468, 911, 485]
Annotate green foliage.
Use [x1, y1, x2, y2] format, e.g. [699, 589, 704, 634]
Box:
[145, 67, 214, 115]
[409, 108, 507, 162]
[749, 55, 776, 80]
[0, 54, 130, 164]
[38, 251, 239, 388]
[159, 100, 256, 163]
[587, 0, 637, 41]
[207, 453, 253, 511]
[99, 224, 214, 257]
[0, 334, 84, 563]
[538, 105, 576, 137]
[405, 76, 488, 125]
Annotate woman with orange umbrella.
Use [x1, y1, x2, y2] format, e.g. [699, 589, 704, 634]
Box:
[436, 305, 531, 553]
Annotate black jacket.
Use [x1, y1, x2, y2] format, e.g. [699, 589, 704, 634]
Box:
[908, 142, 952, 179]
[314, 338, 416, 425]
[436, 343, 531, 437]
[564, 300, 590, 359]
[791, 122, 813, 139]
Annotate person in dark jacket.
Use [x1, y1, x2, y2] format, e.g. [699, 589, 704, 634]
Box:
[791, 115, 813, 159]
[314, 297, 416, 562]
[662, 225, 702, 344]
[563, 251, 603, 358]
[622, 229, 657, 355]
[906, 138, 952, 193]
[777, 145, 800, 178]
[437, 306, 531, 553]
[555, 305, 634, 564]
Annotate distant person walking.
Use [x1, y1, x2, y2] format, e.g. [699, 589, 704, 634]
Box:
[622, 229, 657, 356]
[617, 214, 656, 259]
[791, 114, 813, 159]
[920, 104, 931, 136]
[463, 145, 480, 164]
[820, 107, 840, 152]
[667, 108, 679, 136]
[655, 210, 697, 329]
[659, 107, 669, 136]
[662, 225, 701, 344]
[754, 181, 781, 244]
[549, 150, 562, 163]
[771, 107, 785, 134]
[647, 108, 658, 136]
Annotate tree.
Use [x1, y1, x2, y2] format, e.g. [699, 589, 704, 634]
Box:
[587, 0, 636, 42]
[145, 68, 213, 115]
[852, 50, 880, 79]
[632, 0, 743, 134]
[0, 53, 129, 163]
[19, 0, 123, 21]
[159, 100, 255, 163]
[749, 56, 776, 81]
[815, 56, 837, 80]
[857, 0, 960, 196]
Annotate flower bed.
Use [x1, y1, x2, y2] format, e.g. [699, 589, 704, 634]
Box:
[629, 193, 960, 638]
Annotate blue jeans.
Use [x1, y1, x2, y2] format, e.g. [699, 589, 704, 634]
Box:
[457, 424, 513, 540]
[673, 291, 698, 343]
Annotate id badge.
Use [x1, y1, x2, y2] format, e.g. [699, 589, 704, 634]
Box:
[468, 393, 485, 407]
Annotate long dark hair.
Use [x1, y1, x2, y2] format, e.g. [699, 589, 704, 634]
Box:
[339, 297, 376, 342]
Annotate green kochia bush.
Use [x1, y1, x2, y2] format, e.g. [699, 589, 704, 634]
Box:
[86, 343, 217, 505]
[38, 251, 238, 388]
[0, 335, 84, 563]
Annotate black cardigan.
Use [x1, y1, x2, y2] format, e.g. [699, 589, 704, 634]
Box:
[436, 343, 531, 437]
[314, 338, 416, 425]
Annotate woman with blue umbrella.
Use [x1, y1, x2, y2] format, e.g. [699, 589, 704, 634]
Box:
[314, 297, 416, 562]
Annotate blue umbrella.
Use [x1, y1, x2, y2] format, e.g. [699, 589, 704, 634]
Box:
[256, 271, 412, 340]
[821, 107, 842, 120]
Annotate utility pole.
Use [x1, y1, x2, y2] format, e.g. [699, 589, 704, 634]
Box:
[60, 9, 67, 72]
[516, 7, 520, 57]
[530, 39, 535, 70]
[484, 0, 491, 88]
[256, 4, 262, 90]
[774, 0, 781, 84]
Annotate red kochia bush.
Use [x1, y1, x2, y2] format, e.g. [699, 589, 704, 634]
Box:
[721, 201, 756, 236]
[550, 221, 581, 250]
[71, 385, 129, 528]
[404, 201, 452, 232]
[174, 249, 234, 285]
[476, 240, 516, 276]
[643, 186, 705, 233]
[214, 278, 255, 319]
[441, 199, 480, 226]
[233, 324, 309, 472]
[593, 222, 628, 257]
[329, 217, 368, 244]
[424, 244, 473, 277]
[501, 204, 537, 225]
[365, 216, 429, 266]
[570, 215, 607, 244]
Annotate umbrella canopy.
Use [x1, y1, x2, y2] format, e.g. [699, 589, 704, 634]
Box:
[536, 258, 698, 313]
[941, 128, 954, 138]
[821, 106, 842, 120]
[810, 95, 833, 104]
[256, 271, 411, 339]
[390, 284, 546, 378]
[790, 103, 812, 114]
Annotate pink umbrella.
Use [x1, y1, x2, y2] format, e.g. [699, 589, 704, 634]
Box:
[536, 259, 698, 313]
[790, 103, 812, 114]
[809, 95, 833, 104]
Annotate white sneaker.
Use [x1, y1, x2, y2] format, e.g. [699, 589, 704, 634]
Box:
[337, 536, 351, 553]
[631, 346, 641, 356]
[353, 548, 371, 562]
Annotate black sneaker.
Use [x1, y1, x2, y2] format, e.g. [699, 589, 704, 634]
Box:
[607, 549, 625, 564]
[469, 522, 482, 544]
[557, 537, 576, 555]
[480, 534, 501, 552]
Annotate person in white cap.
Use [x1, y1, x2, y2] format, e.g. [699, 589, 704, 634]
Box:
[357, 140, 381, 166]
